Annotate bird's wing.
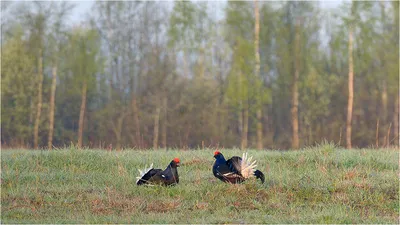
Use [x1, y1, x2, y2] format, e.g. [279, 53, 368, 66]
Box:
[147, 169, 177, 185]
[214, 163, 244, 183]
[136, 163, 163, 185]
[143, 164, 178, 186]
[227, 156, 242, 174]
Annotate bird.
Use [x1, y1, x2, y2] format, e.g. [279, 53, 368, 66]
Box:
[136, 158, 180, 186]
[213, 150, 265, 184]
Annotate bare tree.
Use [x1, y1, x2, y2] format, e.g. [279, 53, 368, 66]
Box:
[254, 0, 263, 150]
[48, 2, 74, 149]
[346, 25, 354, 149]
[291, 20, 300, 149]
[161, 95, 168, 148]
[33, 48, 43, 149]
[77, 81, 87, 148]
[153, 105, 161, 149]
[394, 95, 399, 146]
[241, 106, 249, 149]
[48, 65, 57, 149]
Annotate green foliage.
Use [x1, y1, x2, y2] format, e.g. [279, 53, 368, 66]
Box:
[226, 38, 253, 109]
[66, 27, 103, 91]
[1, 27, 36, 145]
[300, 65, 331, 128]
[168, 1, 211, 79]
[168, 1, 197, 49]
[1, 147, 398, 223]
[47, 2, 75, 62]
[1, 1, 399, 149]
[224, 1, 271, 116]
[225, 1, 254, 42]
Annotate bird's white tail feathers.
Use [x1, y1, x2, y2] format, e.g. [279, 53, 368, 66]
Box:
[240, 152, 257, 178]
[136, 163, 153, 184]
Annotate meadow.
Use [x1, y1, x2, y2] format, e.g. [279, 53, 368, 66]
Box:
[1, 144, 399, 224]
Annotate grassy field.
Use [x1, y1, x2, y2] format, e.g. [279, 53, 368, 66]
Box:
[1, 144, 399, 224]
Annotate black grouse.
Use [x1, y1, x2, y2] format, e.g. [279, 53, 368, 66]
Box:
[136, 158, 180, 186]
[213, 151, 265, 184]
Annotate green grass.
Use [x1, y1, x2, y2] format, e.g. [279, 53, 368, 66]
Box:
[1, 144, 399, 224]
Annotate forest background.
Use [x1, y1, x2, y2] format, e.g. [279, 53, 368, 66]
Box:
[1, 0, 399, 150]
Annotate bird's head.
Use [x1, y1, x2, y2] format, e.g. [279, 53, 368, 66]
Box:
[214, 150, 223, 159]
[171, 157, 180, 167]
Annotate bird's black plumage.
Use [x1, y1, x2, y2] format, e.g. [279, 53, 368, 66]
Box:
[136, 158, 180, 186]
[213, 151, 265, 184]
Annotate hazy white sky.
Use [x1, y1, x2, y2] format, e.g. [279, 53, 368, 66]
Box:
[70, 0, 94, 24]
[68, 0, 345, 24]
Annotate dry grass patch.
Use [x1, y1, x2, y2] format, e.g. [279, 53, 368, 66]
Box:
[145, 199, 181, 213]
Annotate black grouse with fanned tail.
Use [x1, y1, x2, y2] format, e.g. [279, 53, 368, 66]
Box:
[136, 158, 180, 186]
[213, 151, 265, 184]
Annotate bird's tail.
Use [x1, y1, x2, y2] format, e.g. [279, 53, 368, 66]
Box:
[254, 170, 265, 183]
[240, 152, 258, 178]
[136, 163, 153, 185]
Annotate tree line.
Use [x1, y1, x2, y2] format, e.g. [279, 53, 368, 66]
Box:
[1, 0, 399, 150]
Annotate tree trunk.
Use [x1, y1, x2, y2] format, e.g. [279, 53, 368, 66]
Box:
[346, 26, 354, 149]
[291, 21, 300, 149]
[48, 65, 57, 149]
[153, 106, 161, 149]
[256, 109, 263, 149]
[33, 52, 43, 149]
[161, 96, 167, 148]
[238, 108, 243, 147]
[183, 49, 189, 78]
[394, 95, 399, 146]
[254, 0, 262, 150]
[77, 81, 87, 148]
[29, 98, 34, 126]
[241, 106, 249, 149]
[291, 72, 299, 149]
[382, 81, 388, 123]
[199, 48, 205, 78]
[379, 2, 388, 125]
[392, 1, 399, 147]
[112, 114, 126, 151]
[375, 118, 380, 148]
[115, 131, 121, 151]
[184, 124, 191, 149]
[131, 95, 141, 148]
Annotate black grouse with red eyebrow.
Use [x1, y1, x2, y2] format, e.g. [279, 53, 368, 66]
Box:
[213, 151, 265, 184]
[136, 158, 180, 186]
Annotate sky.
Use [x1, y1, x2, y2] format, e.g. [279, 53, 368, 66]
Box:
[69, 0, 94, 24]
[68, 0, 345, 25]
